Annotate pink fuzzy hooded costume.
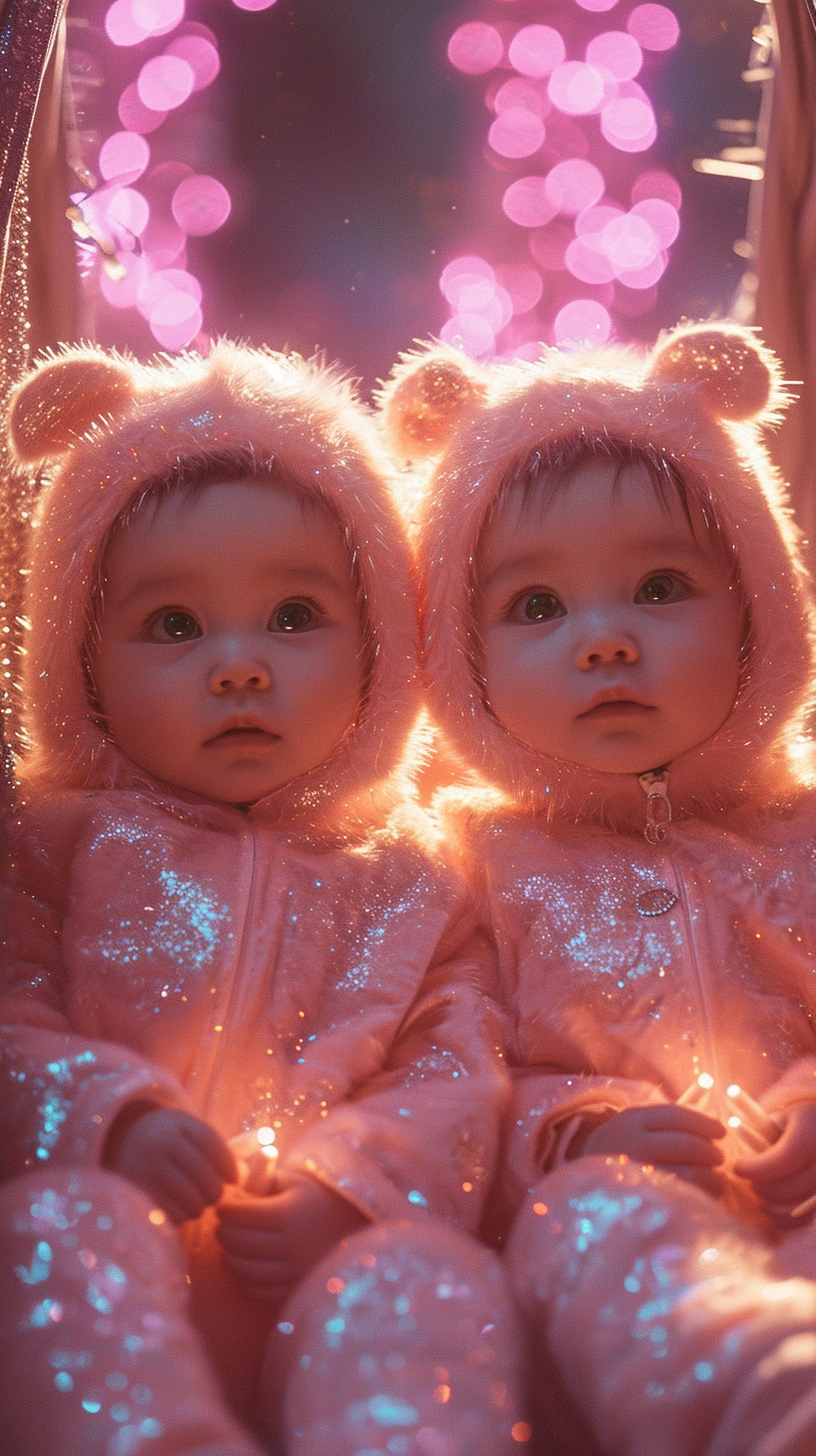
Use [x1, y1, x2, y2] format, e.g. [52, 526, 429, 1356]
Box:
[0, 342, 524, 1456]
[381, 325, 816, 1456]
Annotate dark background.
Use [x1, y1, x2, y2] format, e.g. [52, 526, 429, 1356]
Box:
[69, 0, 763, 391]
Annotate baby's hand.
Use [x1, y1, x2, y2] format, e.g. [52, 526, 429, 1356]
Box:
[734, 1101, 816, 1224]
[581, 1104, 726, 1196]
[216, 1174, 368, 1304]
[103, 1106, 238, 1224]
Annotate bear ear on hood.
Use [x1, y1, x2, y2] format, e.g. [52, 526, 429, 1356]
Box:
[7, 347, 137, 468]
[378, 342, 489, 462]
[648, 323, 787, 425]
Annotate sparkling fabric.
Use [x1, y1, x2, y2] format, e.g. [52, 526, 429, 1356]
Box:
[264, 1219, 527, 1456]
[477, 808, 816, 1229]
[1, 787, 502, 1233]
[506, 1158, 816, 1456]
[0, 1166, 265, 1455]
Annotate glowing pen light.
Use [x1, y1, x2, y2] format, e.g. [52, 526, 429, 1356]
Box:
[256, 1125, 278, 1160]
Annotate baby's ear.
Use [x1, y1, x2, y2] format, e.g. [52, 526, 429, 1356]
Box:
[7, 347, 137, 467]
[378, 343, 489, 461]
[648, 324, 785, 423]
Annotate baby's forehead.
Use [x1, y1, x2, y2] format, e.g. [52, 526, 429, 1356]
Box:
[476, 454, 726, 578]
[100, 473, 355, 594]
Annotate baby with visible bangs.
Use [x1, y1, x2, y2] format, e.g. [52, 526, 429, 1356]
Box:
[0, 343, 525, 1456]
[384, 324, 816, 1456]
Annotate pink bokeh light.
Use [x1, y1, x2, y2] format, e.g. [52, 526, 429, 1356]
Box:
[440, 254, 495, 297]
[99, 251, 149, 309]
[141, 215, 187, 269]
[440, 312, 497, 357]
[137, 55, 196, 113]
[138, 265, 203, 314]
[575, 0, 619, 14]
[231, 0, 277, 10]
[171, 174, 232, 235]
[630, 197, 679, 248]
[565, 236, 616, 284]
[492, 78, 550, 119]
[149, 291, 203, 350]
[601, 95, 657, 151]
[132, 0, 184, 37]
[489, 108, 546, 159]
[105, 0, 150, 47]
[553, 298, 612, 347]
[627, 4, 680, 51]
[106, 186, 150, 237]
[548, 62, 605, 116]
[631, 169, 682, 208]
[508, 26, 566, 78]
[586, 31, 643, 81]
[601, 211, 660, 272]
[118, 83, 168, 134]
[164, 35, 220, 91]
[545, 158, 605, 216]
[448, 23, 503, 75]
[495, 263, 544, 314]
[529, 220, 574, 271]
[616, 251, 668, 288]
[502, 176, 559, 228]
[98, 130, 150, 183]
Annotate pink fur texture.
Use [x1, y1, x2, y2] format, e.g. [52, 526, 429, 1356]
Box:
[10, 341, 419, 831]
[384, 323, 816, 827]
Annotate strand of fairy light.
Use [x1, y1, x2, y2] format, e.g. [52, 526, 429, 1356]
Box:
[444, 1, 682, 356]
[72, 0, 278, 353]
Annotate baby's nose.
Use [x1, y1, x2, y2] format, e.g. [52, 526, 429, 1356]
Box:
[576, 632, 639, 670]
[209, 651, 272, 694]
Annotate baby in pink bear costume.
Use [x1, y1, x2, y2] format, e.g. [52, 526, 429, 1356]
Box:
[0, 342, 526, 1456]
[381, 322, 816, 1456]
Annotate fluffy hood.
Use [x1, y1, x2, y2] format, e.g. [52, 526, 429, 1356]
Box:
[380, 324, 816, 828]
[7, 340, 419, 833]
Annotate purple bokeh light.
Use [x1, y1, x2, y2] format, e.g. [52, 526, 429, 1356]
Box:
[132, 0, 185, 37]
[502, 176, 559, 228]
[231, 0, 278, 11]
[545, 159, 606, 216]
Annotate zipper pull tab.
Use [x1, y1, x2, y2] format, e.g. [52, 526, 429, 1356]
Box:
[639, 768, 671, 844]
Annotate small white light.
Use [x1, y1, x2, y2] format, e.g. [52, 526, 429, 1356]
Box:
[256, 1126, 276, 1146]
[728, 1115, 741, 1129]
[697, 1073, 715, 1090]
[726, 1084, 741, 1098]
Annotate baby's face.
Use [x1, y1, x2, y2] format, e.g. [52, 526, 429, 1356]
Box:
[474, 458, 744, 776]
[94, 479, 364, 803]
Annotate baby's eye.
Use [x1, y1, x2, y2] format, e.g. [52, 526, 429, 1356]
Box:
[271, 601, 315, 633]
[515, 591, 565, 624]
[636, 573, 688, 605]
[149, 610, 202, 642]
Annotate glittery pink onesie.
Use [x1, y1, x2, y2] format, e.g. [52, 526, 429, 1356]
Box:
[0, 344, 526, 1456]
[398, 325, 816, 1456]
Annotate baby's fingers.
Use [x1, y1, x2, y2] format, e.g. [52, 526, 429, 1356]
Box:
[643, 1106, 726, 1140]
[661, 1165, 724, 1199]
[643, 1132, 725, 1167]
[216, 1222, 284, 1259]
[180, 1119, 238, 1185]
[220, 1251, 292, 1302]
